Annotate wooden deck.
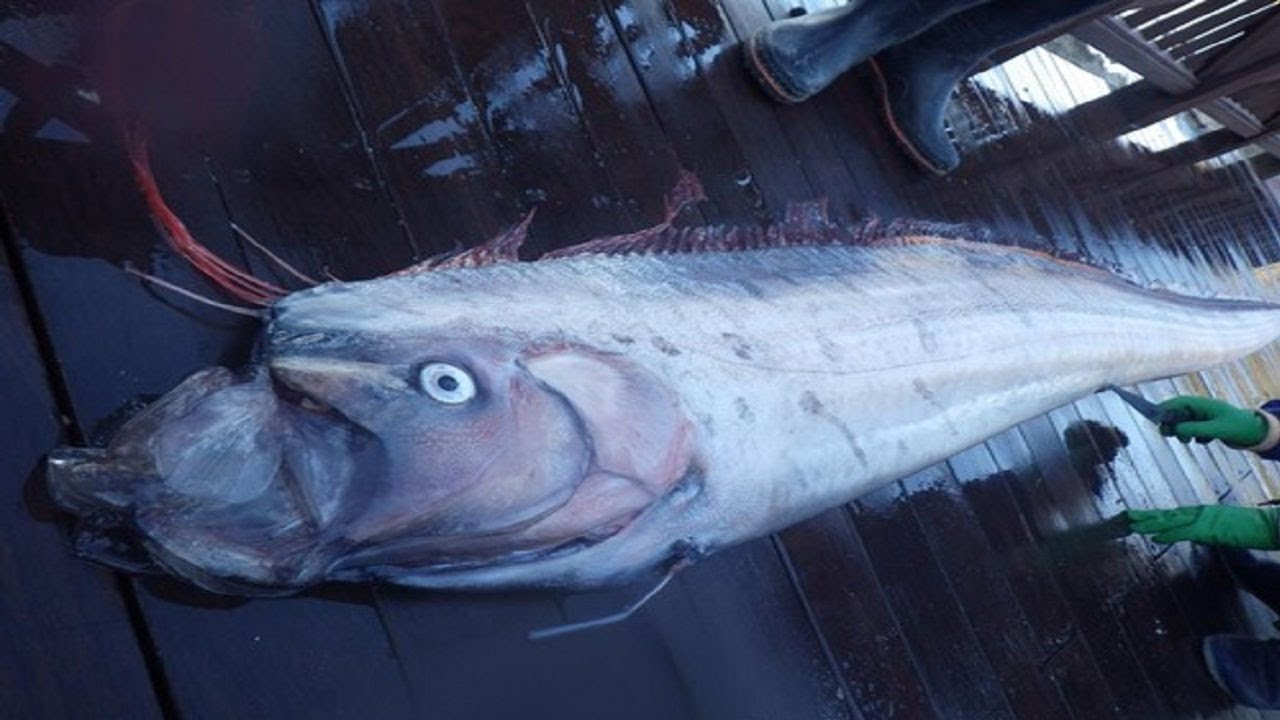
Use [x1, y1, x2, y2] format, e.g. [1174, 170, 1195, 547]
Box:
[4, 1, 1280, 718]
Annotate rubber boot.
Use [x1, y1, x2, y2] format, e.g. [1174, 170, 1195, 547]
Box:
[1203, 635, 1280, 709]
[1219, 547, 1280, 629]
[744, 0, 990, 104]
[868, 0, 1115, 174]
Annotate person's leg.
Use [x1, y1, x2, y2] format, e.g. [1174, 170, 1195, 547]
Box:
[868, 0, 1114, 174]
[745, 0, 991, 104]
[1218, 546, 1280, 624]
[1203, 635, 1280, 709]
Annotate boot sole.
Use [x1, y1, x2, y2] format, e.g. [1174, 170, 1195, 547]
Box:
[868, 56, 949, 177]
[743, 33, 809, 104]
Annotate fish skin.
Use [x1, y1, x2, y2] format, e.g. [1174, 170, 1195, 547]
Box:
[48, 233, 1280, 594]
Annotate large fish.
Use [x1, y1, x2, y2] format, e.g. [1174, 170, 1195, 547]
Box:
[46, 162, 1280, 595]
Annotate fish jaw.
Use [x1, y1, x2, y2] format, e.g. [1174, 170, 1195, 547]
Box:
[46, 367, 240, 517]
[45, 366, 373, 593]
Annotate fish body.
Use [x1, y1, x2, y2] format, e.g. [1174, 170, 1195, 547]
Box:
[49, 223, 1280, 594]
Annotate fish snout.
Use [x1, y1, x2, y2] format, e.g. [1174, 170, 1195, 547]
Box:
[268, 356, 408, 417]
[46, 446, 155, 517]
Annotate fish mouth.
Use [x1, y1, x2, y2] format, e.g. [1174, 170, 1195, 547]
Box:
[45, 366, 361, 593]
[47, 366, 240, 518]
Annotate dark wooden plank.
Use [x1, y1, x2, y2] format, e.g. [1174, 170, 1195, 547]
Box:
[780, 508, 937, 720]
[950, 444, 1129, 720]
[625, 0, 817, 213]
[1046, 400, 1248, 715]
[376, 538, 853, 720]
[523, 0, 698, 224]
[314, 0, 509, 255]
[1077, 391, 1267, 709]
[986, 426, 1172, 719]
[1125, 3, 1190, 30]
[1020, 401, 1256, 717]
[1062, 51, 1280, 144]
[195, 0, 417, 282]
[850, 476, 1016, 720]
[744, 0, 952, 219]
[903, 463, 1075, 720]
[597, 0, 772, 221]
[716, 0, 865, 221]
[1234, 80, 1280, 125]
[0, 229, 163, 719]
[425, 0, 644, 255]
[0, 2, 419, 717]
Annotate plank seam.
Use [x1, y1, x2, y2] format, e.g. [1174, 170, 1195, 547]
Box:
[0, 193, 182, 720]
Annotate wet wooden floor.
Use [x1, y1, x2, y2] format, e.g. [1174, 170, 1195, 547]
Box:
[4, 1, 1280, 718]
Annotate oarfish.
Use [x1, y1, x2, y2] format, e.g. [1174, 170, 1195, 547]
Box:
[46, 163, 1280, 595]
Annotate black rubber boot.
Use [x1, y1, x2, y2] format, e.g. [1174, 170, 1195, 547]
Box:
[868, 0, 1115, 174]
[744, 0, 989, 104]
[1203, 635, 1280, 709]
[1219, 547, 1280, 628]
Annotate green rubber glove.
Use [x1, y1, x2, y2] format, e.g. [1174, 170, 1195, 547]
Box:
[1127, 505, 1280, 549]
[1156, 395, 1268, 447]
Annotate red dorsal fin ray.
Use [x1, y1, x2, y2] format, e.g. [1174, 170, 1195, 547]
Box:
[390, 209, 536, 276]
[126, 132, 287, 306]
[541, 170, 707, 260]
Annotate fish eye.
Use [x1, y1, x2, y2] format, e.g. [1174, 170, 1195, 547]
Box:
[419, 362, 476, 405]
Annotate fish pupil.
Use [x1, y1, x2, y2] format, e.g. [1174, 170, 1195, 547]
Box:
[437, 375, 459, 392]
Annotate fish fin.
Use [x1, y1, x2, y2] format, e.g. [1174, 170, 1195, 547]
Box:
[393, 209, 537, 275]
[518, 171, 1129, 283]
[784, 197, 831, 229]
[541, 170, 707, 260]
[857, 218, 1129, 274]
[125, 131, 287, 306]
[539, 176, 1006, 260]
[230, 221, 319, 285]
[528, 560, 685, 640]
[661, 169, 707, 221]
[855, 218, 994, 246]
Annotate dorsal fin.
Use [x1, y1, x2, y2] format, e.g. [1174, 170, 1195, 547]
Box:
[784, 198, 830, 230]
[126, 132, 287, 306]
[541, 170, 707, 260]
[391, 209, 537, 276]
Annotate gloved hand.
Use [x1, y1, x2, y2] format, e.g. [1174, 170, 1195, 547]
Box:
[1156, 395, 1268, 447]
[1127, 505, 1280, 549]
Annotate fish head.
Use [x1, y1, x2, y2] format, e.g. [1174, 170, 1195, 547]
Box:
[46, 287, 696, 594]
